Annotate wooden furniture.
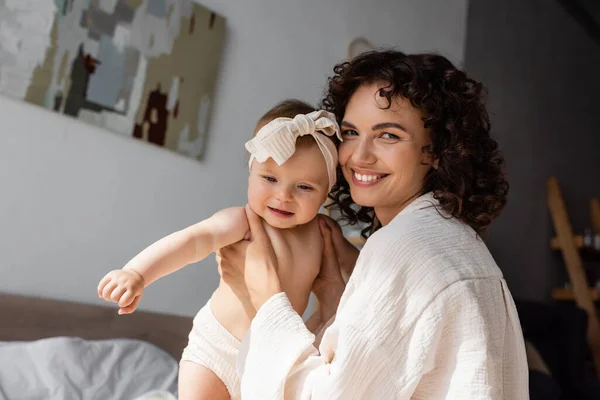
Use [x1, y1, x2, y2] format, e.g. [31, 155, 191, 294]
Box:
[547, 177, 600, 376]
[0, 292, 193, 360]
[592, 198, 600, 234]
[552, 287, 600, 302]
[550, 235, 584, 249]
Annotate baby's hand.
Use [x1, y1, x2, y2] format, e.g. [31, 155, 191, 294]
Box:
[97, 269, 145, 315]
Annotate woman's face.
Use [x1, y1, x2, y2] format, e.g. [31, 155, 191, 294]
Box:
[338, 82, 434, 225]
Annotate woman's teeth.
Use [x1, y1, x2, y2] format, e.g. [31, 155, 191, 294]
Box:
[354, 172, 385, 182]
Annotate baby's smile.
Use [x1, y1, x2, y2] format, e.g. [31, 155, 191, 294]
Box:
[267, 206, 295, 218]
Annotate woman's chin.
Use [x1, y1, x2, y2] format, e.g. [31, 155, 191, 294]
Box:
[348, 192, 379, 208]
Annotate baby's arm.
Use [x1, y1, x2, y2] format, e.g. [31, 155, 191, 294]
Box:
[98, 207, 249, 313]
[122, 206, 249, 285]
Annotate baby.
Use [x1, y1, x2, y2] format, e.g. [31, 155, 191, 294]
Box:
[97, 100, 341, 400]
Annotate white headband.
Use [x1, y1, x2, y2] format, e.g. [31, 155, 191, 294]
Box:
[245, 110, 342, 190]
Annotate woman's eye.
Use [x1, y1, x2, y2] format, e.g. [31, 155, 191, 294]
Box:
[380, 132, 401, 140]
[298, 185, 313, 191]
[262, 176, 277, 183]
[342, 129, 358, 137]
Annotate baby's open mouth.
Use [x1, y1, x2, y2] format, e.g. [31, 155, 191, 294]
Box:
[268, 206, 294, 216]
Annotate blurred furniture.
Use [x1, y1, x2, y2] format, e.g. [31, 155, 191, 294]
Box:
[0, 292, 193, 399]
[0, 292, 192, 359]
[547, 176, 600, 377]
[516, 300, 600, 399]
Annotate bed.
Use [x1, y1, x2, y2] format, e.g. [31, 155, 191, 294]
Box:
[0, 292, 193, 400]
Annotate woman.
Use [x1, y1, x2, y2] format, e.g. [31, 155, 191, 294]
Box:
[219, 50, 528, 399]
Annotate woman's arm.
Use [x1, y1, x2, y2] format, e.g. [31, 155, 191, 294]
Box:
[239, 280, 528, 399]
[304, 217, 346, 334]
[223, 206, 398, 398]
[239, 293, 401, 399]
[225, 209, 528, 399]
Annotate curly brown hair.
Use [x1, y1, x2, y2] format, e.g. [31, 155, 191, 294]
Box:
[321, 50, 508, 237]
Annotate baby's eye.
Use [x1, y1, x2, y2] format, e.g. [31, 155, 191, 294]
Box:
[381, 132, 400, 140]
[298, 184, 313, 191]
[262, 175, 277, 183]
[342, 129, 358, 137]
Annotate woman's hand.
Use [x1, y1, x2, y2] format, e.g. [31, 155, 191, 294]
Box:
[318, 214, 360, 281]
[218, 205, 283, 313]
[215, 242, 255, 318]
[309, 217, 348, 326]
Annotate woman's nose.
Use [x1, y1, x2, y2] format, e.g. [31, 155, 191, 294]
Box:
[352, 138, 377, 165]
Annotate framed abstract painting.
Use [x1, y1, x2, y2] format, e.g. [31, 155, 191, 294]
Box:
[0, 0, 226, 160]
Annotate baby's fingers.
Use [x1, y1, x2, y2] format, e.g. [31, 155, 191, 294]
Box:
[119, 295, 142, 315]
[110, 286, 127, 303]
[101, 280, 119, 301]
[97, 274, 112, 297]
[118, 290, 136, 308]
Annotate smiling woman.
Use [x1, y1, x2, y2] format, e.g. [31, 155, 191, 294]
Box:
[218, 50, 528, 400]
[326, 51, 508, 239]
[338, 85, 434, 226]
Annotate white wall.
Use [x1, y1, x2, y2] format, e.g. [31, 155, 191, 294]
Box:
[0, 0, 468, 317]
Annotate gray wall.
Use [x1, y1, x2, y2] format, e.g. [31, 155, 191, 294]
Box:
[0, 0, 468, 317]
[464, 0, 600, 302]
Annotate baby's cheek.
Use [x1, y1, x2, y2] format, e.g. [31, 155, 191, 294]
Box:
[304, 198, 326, 220]
[296, 210, 319, 226]
[247, 186, 266, 217]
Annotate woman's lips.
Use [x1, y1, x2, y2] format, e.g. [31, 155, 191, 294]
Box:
[351, 170, 389, 187]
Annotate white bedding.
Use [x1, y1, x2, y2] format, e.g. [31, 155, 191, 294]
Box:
[0, 337, 179, 400]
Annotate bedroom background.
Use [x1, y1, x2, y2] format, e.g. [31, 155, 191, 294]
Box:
[5, 1, 600, 398]
[0, 0, 469, 318]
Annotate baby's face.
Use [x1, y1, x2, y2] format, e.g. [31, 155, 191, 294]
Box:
[248, 144, 330, 229]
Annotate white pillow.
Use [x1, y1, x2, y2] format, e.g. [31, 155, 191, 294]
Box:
[0, 337, 178, 400]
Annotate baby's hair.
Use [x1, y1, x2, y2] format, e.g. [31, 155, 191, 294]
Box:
[253, 100, 339, 150]
[254, 99, 316, 135]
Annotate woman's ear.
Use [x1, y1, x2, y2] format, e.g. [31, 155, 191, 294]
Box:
[432, 158, 439, 170]
[421, 144, 437, 168]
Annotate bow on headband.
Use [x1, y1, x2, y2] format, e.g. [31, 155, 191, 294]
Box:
[245, 110, 342, 190]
